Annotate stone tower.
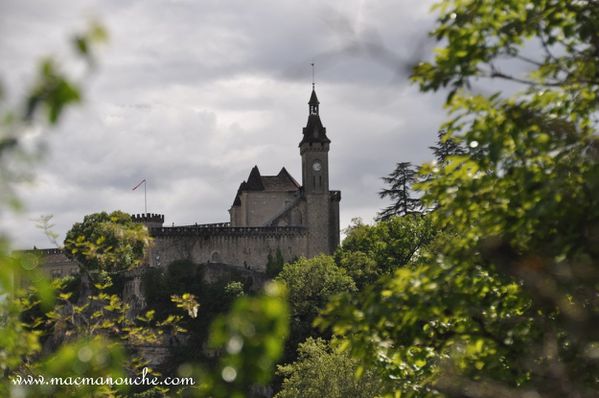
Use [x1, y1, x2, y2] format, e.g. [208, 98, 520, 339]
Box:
[300, 87, 340, 256]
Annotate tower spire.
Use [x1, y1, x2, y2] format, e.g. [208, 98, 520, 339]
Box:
[301, 83, 329, 146]
[308, 64, 320, 116]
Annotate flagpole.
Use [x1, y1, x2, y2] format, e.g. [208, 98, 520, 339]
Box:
[132, 179, 148, 215]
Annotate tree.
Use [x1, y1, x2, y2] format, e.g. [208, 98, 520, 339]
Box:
[275, 256, 356, 362]
[143, 260, 250, 368]
[334, 250, 379, 291]
[266, 248, 286, 278]
[413, 3, 599, 395]
[320, 247, 536, 397]
[338, 215, 435, 277]
[196, 281, 290, 398]
[377, 162, 422, 220]
[429, 130, 465, 166]
[322, 1, 599, 397]
[0, 23, 136, 398]
[64, 210, 150, 274]
[275, 338, 389, 398]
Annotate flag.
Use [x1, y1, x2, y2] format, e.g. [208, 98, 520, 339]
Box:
[132, 179, 146, 191]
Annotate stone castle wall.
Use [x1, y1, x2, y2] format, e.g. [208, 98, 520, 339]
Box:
[19, 248, 80, 279]
[148, 225, 308, 272]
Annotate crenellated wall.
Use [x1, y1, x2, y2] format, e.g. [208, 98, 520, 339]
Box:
[17, 248, 80, 279]
[148, 225, 308, 271]
[132, 213, 165, 228]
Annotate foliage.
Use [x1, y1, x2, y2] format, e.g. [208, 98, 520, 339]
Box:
[334, 250, 379, 291]
[338, 215, 435, 276]
[377, 161, 422, 220]
[191, 282, 289, 398]
[428, 130, 465, 166]
[276, 255, 356, 326]
[64, 211, 150, 273]
[0, 247, 53, 379]
[275, 255, 355, 359]
[322, 0, 599, 397]
[35, 214, 61, 247]
[223, 281, 245, 299]
[142, 260, 250, 368]
[14, 270, 192, 398]
[275, 337, 389, 398]
[0, 23, 122, 398]
[13, 336, 126, 398]
[413, 2, 599, 395]
[320, 256, 536, 397]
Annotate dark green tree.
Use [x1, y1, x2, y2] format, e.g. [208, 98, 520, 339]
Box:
[429, 129, 465, 165]
[377, 162, 421, 220]
[266, 247, 286, 277]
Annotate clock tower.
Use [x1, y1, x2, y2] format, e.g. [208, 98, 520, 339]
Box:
[299, 86, 339, 256]
[300, 87, 330, 194]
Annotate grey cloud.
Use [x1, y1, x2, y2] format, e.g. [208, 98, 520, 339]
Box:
[1, 0, 445, 248]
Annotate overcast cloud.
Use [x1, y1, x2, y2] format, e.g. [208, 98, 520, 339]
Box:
[0, 0, 447, 249]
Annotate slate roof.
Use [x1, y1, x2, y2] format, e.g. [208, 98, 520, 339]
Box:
[300, 114, 330, 146]
[300, 88, 330, 146]
[309, 88, 320, 105]
[262, 167, 301, 191]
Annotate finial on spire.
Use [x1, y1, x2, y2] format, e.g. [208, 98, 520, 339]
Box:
[308, 63, 320, 115]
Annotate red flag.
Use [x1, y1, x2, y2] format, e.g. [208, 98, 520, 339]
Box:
[132, 179, 146, 191]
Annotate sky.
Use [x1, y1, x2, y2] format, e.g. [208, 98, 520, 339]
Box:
[0, 0, 448, 249]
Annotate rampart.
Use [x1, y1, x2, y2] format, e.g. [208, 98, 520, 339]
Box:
[17, 248, 80, 278]
[149, 225, 308, 271]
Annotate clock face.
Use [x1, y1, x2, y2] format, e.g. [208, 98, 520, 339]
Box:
[312, 160, 322, 172]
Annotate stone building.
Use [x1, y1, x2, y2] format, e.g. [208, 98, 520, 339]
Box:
[33, 87, 341, 277]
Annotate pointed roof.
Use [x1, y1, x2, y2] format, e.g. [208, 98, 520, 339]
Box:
[300, 114, 330, 145]
[300, 88, 330, 146]
[278, 167, 301, 188]
[245, 165, 264, 191]
[232, 181, 246, 206]
[309, 88, 319, 106]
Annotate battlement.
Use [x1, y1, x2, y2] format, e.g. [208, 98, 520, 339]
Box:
[150, 225, 306, 237]
[132, 213, 165, 225]
[19, 248, 65, 256]
[177, 222, 231, 228]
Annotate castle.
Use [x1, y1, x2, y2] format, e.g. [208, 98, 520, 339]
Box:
[34, 87, 341, 278]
